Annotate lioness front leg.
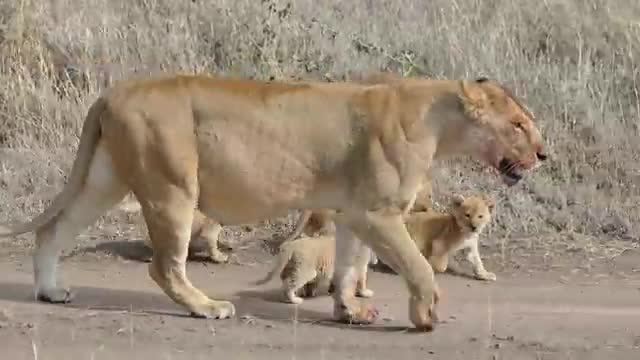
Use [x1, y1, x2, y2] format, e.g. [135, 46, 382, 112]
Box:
[466, 241, 496, 281]
[346, 210, 439, 331]
[140, 188, 235, 319]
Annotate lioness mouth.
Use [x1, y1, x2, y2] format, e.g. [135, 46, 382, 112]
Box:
[498, 158, 523, 186]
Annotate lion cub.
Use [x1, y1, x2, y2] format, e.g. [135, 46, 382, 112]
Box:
[406, 194, 497, 281]
[253, 234, 373, 304]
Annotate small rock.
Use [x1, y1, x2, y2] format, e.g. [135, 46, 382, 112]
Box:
[382, 317, 394, 322]
[428, 350, 435, 354]
[493, 343, 501, 349]
[265, 323, 275, 329]
[240, 314, 256, 325]
[469, 337, 478, 342]
[0, 310, 11, 322]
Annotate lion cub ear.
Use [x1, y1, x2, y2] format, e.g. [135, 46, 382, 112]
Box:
[451, 194, 465, 207]
[482, 195, 496, 211]
[459, 79, 490, 120]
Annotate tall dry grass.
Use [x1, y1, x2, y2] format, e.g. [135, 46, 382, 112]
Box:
[1, 0, 638, 262]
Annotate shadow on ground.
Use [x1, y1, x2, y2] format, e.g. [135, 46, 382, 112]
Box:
[0, 279, 413, 333]
[62, 239, 234, 264]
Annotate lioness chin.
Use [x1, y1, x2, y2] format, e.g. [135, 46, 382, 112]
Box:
[0, 72, 546, 332]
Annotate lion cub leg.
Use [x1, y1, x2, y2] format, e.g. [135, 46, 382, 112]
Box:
[465, 239, 496, 281]
[190, 211, 229, 264]
[427, 240, 450, 273]
[140, 188, 235, 319]
[282, 265, 318, 305]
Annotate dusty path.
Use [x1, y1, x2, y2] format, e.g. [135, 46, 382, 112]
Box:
[0, 245, 639, 360]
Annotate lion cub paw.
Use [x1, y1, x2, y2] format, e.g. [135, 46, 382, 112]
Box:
[208, 250, 230, 264]
[189, 300, 236, 319]
[356, 288, 374, 298]
[333, 298, 379, 325]
[285, 291, 305, 305]
[475, 271, 497, 281]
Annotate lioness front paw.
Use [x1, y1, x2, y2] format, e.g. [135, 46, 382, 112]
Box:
[36, 287, 75, 304]
[189, 300, 236, 319]
[355, 288, 374, 298]
[475, 271, 497, 281]
[408, 295, 437, 332]
[333, 298, 379, 325]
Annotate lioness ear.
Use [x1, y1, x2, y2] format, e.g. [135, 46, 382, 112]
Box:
[459, 80, 489, 120]
[451, 194, 465, 207]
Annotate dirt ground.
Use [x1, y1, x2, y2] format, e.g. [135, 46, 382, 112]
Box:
[0, 234, 639, 360]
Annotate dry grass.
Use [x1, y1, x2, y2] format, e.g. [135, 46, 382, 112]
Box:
[1, 0, 639, 263]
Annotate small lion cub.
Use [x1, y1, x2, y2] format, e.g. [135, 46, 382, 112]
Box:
[406, 194, 497, 281]
[253, 235, 373, 304]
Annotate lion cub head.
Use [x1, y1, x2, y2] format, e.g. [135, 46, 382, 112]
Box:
[450, 194, 494, 235]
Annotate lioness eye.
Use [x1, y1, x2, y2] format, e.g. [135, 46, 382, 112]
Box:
[465, 214, 470, 218]
[478, 215, 483, 219]
[515, 122, 525, 131]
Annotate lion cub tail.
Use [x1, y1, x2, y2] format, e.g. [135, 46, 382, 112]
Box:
[253, 244, 295, 286]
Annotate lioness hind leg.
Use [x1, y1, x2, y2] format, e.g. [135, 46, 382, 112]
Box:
[331, 222, 379, 325]
[355, 247, 374, 298]
[34, 145, 129, 303]
[140, 191, 235, 319]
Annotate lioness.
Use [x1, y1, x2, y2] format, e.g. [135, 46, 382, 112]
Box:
[253, 234, 374, 304]
[406, 193, 497, 281]
[0, 73, 547, 331]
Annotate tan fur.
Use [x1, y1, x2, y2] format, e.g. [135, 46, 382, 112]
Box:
[253, 234, 373, 304]
[119, 198, 229, 263]
[0, 73, 546, 331]
[406, 194, 497, 281]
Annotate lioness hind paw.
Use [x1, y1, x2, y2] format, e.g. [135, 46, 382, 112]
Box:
[36, 288, 75, 304]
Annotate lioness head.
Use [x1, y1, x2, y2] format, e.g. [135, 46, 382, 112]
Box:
[459, 78, 548, 186]
[450, 194, 494, 234]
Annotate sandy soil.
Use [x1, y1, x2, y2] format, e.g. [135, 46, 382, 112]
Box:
[0, 238, 639, 360]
